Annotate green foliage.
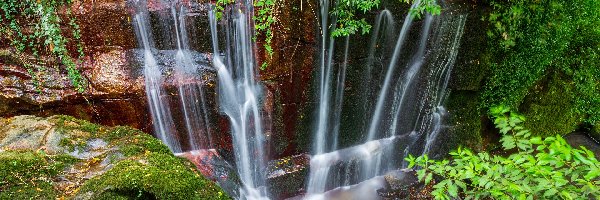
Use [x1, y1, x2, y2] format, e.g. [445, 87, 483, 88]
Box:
[254, 0, 276, 70]
[0, 150, 77, 199]
[78, 152, 230, 200]
[406, 106, 600, 199]
[331, 0, 440, 37]
[481, 0, 600, 126]
[214, 0, 233, 21]
[0, 0, 86, 92]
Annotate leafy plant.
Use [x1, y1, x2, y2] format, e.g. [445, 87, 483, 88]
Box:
[254, 0, 277, 70]
[331, 0, 440, 37]
[214, 0, 233, 21]
[406, 105, 600, 199]
[0, 0, 86, 92]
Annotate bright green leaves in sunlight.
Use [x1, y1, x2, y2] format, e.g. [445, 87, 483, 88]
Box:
[406, 106, 600, 199]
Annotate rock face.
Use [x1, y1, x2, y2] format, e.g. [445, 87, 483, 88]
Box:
[0, 115, 230, 199]
[0, 0, 317, 160]
[0, 0, 150, 132]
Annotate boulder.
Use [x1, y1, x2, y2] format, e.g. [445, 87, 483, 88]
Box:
[0, 115, 230, 199]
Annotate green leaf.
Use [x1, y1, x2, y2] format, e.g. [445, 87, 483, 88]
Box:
[448, 183, 458, 197]
[425, 173, 433, 185]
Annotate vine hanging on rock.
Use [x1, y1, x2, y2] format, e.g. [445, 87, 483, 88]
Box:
[0, 0, 86, 92]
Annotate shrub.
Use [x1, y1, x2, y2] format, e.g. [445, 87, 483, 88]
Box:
[406, 105, 600, 199]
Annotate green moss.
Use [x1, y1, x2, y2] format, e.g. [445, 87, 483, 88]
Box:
[0, 150, 77, 199]
[481, 0, 600, 113]
[77, 152, 230, 200]
[107, 126, 171, 156]
[445, 91, 483, 151]
[52, 116, 171, 155]
[520, 73, 584, 137]
[1, 116, 230, 199]
[450, 9, 493, 91]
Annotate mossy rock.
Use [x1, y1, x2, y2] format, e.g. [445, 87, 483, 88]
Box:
[449, 7, 492, 91]
[77, 152, 229, 200]
[520, 73, 584, 137]
[445, 91, 483, 151]
[0, 115, 230, 200]
[0, 150, 77, 199]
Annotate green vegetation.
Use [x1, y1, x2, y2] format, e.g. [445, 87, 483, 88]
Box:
[0, 0, 86, 91]
[406, 106, 600, 199]
[331, 0, 440, 37]
[0, 150, 77, 199]
[481, 0, 600, 130]
[254, 0, 277, 70]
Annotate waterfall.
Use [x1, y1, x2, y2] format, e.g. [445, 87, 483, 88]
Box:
[209, 4, 269, 200]
[132, 8, 182, 153]
[420, 14, 467, 156]
[305, 1, 469, 197]
[171, 5, 213, 150]
[132, 0, 215, 153]
[362, 9, 395, 135]
[313, 0, 339, 156]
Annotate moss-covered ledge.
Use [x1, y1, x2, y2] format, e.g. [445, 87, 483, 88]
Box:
[0, 115, 230, 200]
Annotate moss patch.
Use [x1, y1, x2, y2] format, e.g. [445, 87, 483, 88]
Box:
[0, 150, 77, 199]
[445, 91, 483, 151]
[590, 121, 600, 142]
[78, 152, 229, 200]
[0, 115, 231, 199]
[520, 73, 584, 137]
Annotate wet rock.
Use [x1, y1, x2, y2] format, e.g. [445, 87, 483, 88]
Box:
[0, 47, 151, 132]
[266, 154, 310, 199]
[177, 149, 241, 199]
[383, 169, 419, 191]
[0, 115, 56, 152]
[565, 132, 600, 160]
[378, 169, 433, 200]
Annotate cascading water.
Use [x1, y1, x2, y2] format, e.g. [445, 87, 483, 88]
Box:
[133, 0, 467, 198]
[305, 0, 340, 195]
[171, 5, 213, 150]
[305, 0, 469, 198]
[306, 1, 425, 196]
[420, 14, 467, 156]
[132, 4, 182, 153]
[209, 4, 269, 200]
